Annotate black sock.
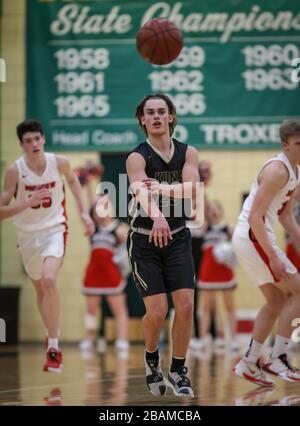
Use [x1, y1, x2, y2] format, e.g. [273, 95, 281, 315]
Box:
[145, 349, 159, 362]
[170, 357, 185, 373]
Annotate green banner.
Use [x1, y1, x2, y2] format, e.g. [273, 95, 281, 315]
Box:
[26, 0, 300, 151]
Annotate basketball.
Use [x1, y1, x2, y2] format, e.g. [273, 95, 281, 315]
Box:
[136, 18, 183, 65]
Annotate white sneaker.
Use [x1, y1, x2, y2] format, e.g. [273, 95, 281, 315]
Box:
[96, 337, 106, 354]
[144, 355, 168, 396]
[79, 339, 93, 351]
[262, 354, 300, 382]
[167, 366, 194, 398]
[233, 359, 275, 387]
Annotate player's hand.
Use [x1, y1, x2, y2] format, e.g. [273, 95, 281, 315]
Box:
[141, 178, 160, 195]
[149, 215, 172, 248]
[81, 212, 95, 237]
[269, 254, 292, 282]
[25, 189, 52, 208]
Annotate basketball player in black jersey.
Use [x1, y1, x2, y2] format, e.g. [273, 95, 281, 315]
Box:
[126, 94, 200, 398]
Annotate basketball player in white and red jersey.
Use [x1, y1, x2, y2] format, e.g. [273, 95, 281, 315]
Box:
[0, 119, 95, 372]
[232, 119, 300, 386]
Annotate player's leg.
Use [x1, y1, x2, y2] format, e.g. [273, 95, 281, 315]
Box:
[274, 274, 300, 337]
[127, 231, 168, 396]
[162, 229, 195, 397]
[232, 229, 288, 385]
[41, 256, 63, 340]
[107, 293, 129, 349]
[167, 288, 194, 397]
[143, 293, 168, 352]
[142, 293, 169, 396]
[41, 256, 63, 373]
[171, 288, 194, 357]
[233, 283, 285, 386]
[32, 279, 47, 333]
[127, 230, 169, 395]
[262, 274, 300, 382]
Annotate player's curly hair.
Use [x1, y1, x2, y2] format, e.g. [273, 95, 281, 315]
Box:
[279, 119, 300, 143]
[135, 93, 177, 136]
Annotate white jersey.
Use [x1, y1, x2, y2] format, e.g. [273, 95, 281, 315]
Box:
[238, 152, 300, 235]
[13, 153, 67, 234]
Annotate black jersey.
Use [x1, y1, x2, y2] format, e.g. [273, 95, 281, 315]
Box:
[128, 138, 189, 231]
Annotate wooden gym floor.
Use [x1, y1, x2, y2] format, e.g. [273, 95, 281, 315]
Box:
[0, 343, 299, 406]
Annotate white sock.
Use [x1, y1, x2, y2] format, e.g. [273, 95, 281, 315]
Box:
[243, 338, 262, 364]
[48, 338, 59, 350]
[271, 335, 289, 358]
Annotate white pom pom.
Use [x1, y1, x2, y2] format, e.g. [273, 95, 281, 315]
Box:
[113, 244, 131, 278]
[213, 241, 238, 268]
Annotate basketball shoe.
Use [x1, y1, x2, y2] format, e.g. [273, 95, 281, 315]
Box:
[262, 354, 300, 382]
[144, 355, 168, 396]
[233, 358, 275, 387]
[43, 347, 63, 373]
[167, 366, 194, 398]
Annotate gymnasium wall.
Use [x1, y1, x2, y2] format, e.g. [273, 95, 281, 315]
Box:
[0, 0, 284, 342]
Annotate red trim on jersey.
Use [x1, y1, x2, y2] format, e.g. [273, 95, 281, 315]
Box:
[61, 184, 68, 254]
[14, 183, 18, 199]
[249, 227, 278, 282]
[286, 243, 300, 273]
[277, 189, 295, 215]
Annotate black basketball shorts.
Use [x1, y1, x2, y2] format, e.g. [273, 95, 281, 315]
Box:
[127, 227, 195, 298]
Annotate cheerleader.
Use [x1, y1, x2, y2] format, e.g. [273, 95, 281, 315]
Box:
[197, 200, 238, 352]
[80, 179, 130, 354]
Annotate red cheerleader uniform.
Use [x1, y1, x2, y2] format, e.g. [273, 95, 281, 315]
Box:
[197, 223, 236, 290]
[82, 220, 126, 295]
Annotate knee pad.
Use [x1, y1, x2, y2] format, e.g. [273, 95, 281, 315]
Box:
[84, 314, 97, 330]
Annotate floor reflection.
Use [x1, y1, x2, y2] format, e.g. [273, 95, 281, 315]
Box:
[0, 343, 299, 406]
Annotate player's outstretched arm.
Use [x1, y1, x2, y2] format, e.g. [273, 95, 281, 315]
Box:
[0, 164, 50, 220]
[56, 155, 95, 236]
[249, 161, 291, 281]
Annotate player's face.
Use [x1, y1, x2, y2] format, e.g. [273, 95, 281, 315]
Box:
[283, 134, 300, 164]
[141, 99, 173, 137]
[20, 132, 45, 156]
